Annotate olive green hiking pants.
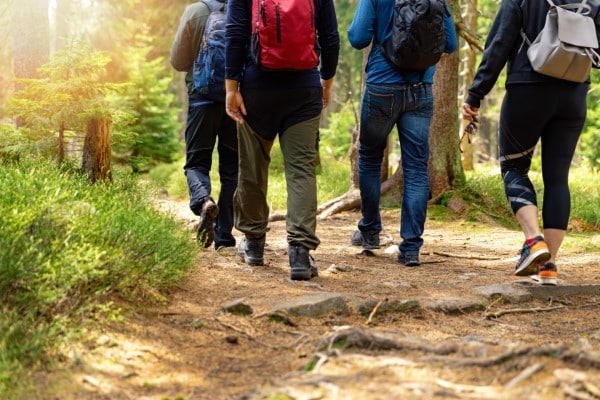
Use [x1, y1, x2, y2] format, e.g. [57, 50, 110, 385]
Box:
[234, 115, 321, 250]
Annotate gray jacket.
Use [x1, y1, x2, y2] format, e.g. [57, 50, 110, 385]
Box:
[170, 2, 213, 93]
[467, 0, 600, 107]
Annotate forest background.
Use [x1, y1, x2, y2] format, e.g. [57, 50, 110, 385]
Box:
[0, 0, 599, 398]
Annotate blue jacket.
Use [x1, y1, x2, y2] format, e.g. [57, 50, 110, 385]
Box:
[467, 0, 600, 108]
[347, 0, 457, 84]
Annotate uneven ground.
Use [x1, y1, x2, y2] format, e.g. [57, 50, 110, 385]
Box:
[38, 199, 600, 400]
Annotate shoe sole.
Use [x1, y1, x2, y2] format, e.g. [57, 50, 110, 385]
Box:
[238, 252, 264, 266]
[514, 249, 551, 276]
[530, 274, 558, 286]
[351, 239, 380, 249]
[198, 203, 219, 248]
[290, 266, 318, 281]
[540, 276, 558, 286]
[398, 255, 420, 266]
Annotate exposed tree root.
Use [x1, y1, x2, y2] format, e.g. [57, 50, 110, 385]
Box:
[320, 326, 600, 372]
[322, 326, 458, 355]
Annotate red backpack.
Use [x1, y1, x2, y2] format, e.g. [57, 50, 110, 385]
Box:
[250, 0, 319, 70]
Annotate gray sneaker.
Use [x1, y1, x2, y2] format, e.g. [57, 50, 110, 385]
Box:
[398, 252, 420, 267]
[350, 230, 380, 249]
[238, 235, 265, 266]
[289, 244, 318, 281]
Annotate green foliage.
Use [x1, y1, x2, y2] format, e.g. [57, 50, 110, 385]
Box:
[110, 33, 182, 173]
[462, 165, 600, 230]
[149, 142, 352, 211]
[8, 41, 125, 141]
[319, 100, 358, 159]
[330, 0, 364, 109]
[580, 70, 600, 171]
[0, 156, 195, 397]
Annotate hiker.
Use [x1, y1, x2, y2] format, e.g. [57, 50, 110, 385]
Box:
[462, 0, 600, 286]
[347, 0, 457, 266]
[224, 0, 340, 280]
[170, 0, 238, 250]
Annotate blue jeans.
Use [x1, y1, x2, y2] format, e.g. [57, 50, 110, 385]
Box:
[357, 83, 433, 254]
[185, 100, 238, 247]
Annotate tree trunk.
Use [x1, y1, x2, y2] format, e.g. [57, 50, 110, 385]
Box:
[58, 121, 65, 165]
[459, 0, 478, 170]
[82, 117, 112, 183]
[429, 32, 464, 198]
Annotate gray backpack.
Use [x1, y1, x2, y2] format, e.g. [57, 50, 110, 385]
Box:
[521, 0, 600, 82]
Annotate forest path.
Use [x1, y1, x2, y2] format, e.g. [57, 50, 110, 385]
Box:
[39, 198, 600, 400]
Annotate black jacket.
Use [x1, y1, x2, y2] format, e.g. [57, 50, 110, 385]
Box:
[467, 0, 600, 107]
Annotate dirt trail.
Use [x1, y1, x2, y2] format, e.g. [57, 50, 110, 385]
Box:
[40, 199, 600, 400]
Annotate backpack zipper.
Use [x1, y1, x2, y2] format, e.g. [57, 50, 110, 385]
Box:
[275, 3, 281, 43]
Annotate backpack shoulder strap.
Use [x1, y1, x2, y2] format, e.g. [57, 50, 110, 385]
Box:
[201, 0, 225, 13]
[554, 0, 592, 14]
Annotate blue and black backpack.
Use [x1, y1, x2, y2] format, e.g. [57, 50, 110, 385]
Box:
[193, 0, 227, 102]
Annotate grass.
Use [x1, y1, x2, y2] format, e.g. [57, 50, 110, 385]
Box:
[0, 157, 196, 398]
[150, 151, 599, 235]
[150, 141, 352, 211]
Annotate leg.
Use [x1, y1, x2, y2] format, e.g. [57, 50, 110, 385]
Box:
[184, 102, 219, 215]
[279, 115, 321, 250]
[356, 84, 397, 242]
[184, 102, 222, 247]
[233, 121, 272, 238]
[214, 110, 238, 248]
[539, 83, 586, 264]
[398, 84, 433, 261]
[498, 86, 552, 275]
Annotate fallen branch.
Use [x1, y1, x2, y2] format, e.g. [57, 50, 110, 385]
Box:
[484, 305, 565, 319]
[365, 300, 384, 326]
[433, 251, 501, 260]
[504, 362, 544, 389]
[215, 317, 280, 349]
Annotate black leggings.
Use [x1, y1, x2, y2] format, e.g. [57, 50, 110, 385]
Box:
[499, 82, 587, 230]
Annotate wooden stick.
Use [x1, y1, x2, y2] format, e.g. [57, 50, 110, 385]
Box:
[504, 362, 544, 389]
[485, 305, 565, 319]
[433, 250, 501, 260]
[365, 300, 384, 325]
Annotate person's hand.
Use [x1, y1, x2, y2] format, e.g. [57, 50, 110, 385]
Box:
[461, 102, 479, 120]
[225, 79, 246, 124]
[226, 91, 246, 124]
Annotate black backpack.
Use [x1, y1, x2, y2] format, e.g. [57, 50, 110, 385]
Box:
[381, 0, 447, 71]
[193, 0, 227, 102]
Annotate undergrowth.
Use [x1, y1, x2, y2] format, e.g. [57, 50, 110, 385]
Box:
[0, 157, 196, 398]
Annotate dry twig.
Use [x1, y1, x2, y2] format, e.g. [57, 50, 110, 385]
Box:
[365, 300, 384, 325]
[433, 250, 501, 260]
[484, 305, 565, 319]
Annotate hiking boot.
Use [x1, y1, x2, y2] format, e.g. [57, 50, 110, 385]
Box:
[289, 244, 318, 281]
[398, 252, 420, 267]
[538, 262, 558, 286]
[350, 230, 380, 249]
[237, 235, 265, 266]
[514, 236, 551, 276]
[197, 199, 219, 248]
